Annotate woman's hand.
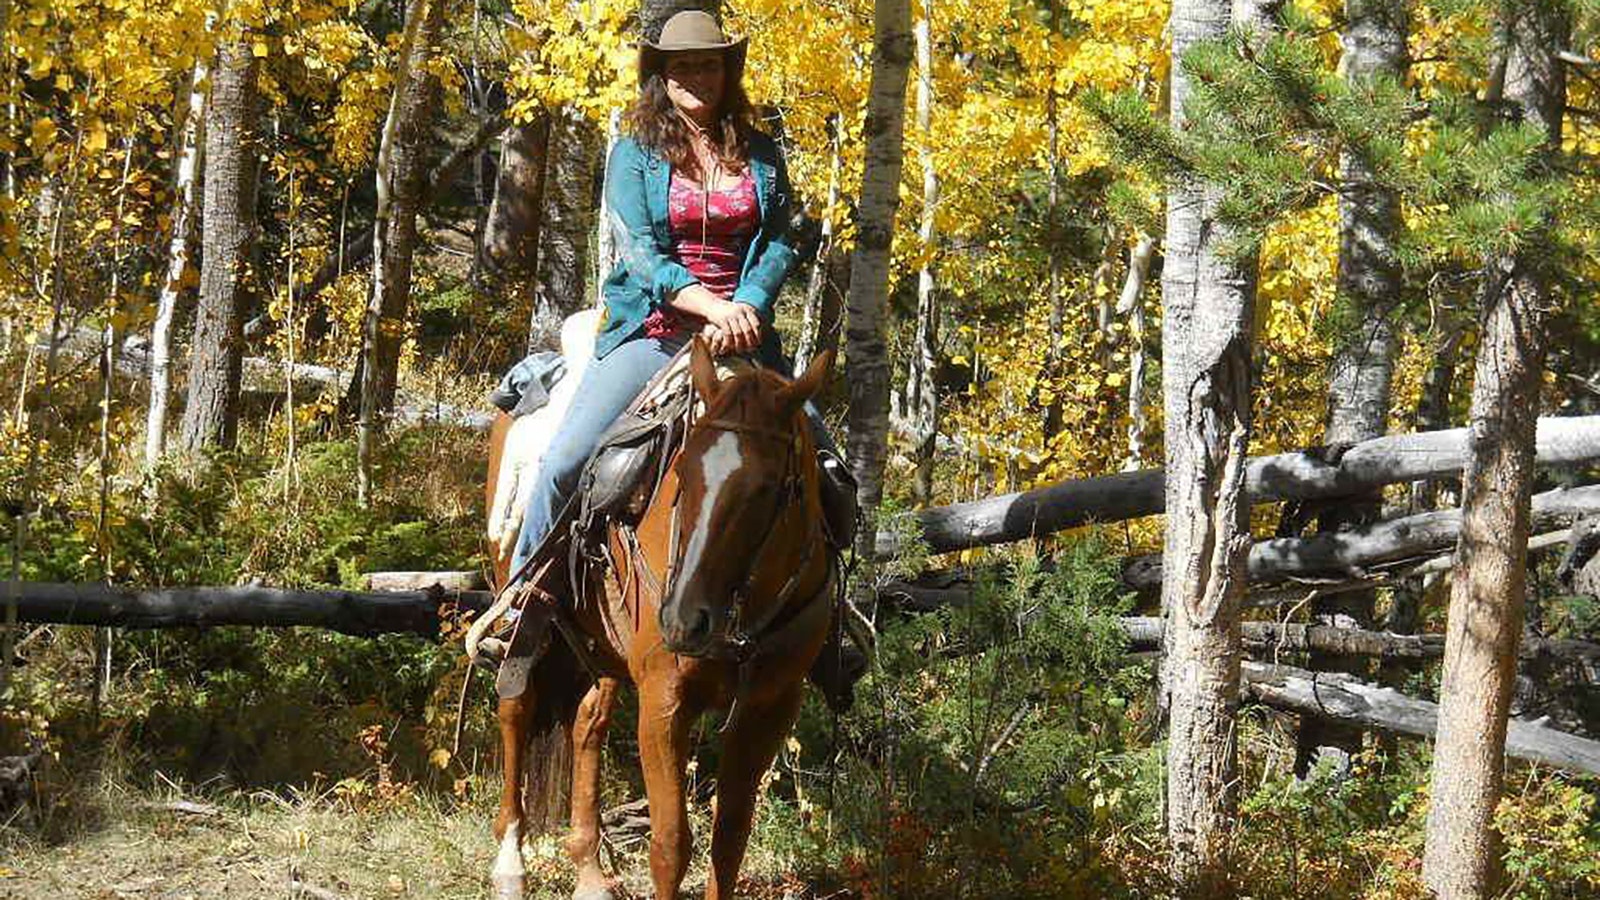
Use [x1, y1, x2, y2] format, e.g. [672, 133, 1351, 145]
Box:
[702, 300, 762, 354]
[670, 285, 763, 354]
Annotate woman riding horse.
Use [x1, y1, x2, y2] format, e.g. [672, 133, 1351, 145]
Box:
[485, 12, 844, 900]
[508, 10, 828, 582]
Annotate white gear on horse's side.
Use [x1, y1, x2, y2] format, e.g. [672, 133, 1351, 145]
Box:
[487, 314, 756, 561]
[488, 308, 602, 558]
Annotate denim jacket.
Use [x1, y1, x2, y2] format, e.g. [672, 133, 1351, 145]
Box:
[597, 131, 798, 366]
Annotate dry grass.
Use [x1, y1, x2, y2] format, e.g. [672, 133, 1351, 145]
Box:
[0, 773, 580, 900]
[0, 759, 837, 900]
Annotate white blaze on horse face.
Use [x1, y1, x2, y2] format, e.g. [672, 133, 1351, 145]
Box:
[681, 430, 744, 578]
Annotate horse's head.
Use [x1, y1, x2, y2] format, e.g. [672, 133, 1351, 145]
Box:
[658, 336, 834, 657]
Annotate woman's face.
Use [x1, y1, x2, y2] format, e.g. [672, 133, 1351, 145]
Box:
[663, 50, 725, 124]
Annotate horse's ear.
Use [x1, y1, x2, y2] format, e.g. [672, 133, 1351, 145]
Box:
[776, 349, 834, 416]
[689, 335, 722, 404]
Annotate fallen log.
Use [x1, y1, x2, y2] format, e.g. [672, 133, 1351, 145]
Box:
[1119, 617, 1600, 666]
[880, 528, 1576, 615]
[891, 416, 1600, 556]
[10, 582, 494, 639]
[1241, 661, 1600, 776]
[48, 327, 494, 431]
[1121, 484, 1600, 592]
[364, 570, 486, 592]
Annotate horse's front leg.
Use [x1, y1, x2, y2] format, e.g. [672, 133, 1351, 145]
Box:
[638, 679, 698, 899]
[565, 677, 620, 900]
[706, 687, 803, 900]
[492, 693, 534, 900]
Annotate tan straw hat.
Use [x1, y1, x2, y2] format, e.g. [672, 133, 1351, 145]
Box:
[639, 10, 748, 77]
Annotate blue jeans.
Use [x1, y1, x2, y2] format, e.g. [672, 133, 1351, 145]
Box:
[508, 337, 836, 583]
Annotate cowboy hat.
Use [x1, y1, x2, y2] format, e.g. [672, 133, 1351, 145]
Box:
[638, 10, 748, 78]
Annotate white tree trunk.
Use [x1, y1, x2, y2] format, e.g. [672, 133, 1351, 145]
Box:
[844, 0, 913, 568]
[907, 6, 940, 504]
[1298, 0, 1408, 775]
[1118, 235, 1155, 471]
[145, 54, 209, 466]
[1159, 0, 1273, 889]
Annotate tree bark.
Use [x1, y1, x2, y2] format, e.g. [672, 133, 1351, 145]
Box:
[1118, 235, 1156, 470]
[530, 110, 600, 351]
[844, 0, 913, 571]
[906, 5, 940, 505]
[1159, 0, 1274, 889]
[482, 113, 552, 284]
[1298, 0, 1408, 775]
[146, 53, 208, 466]
[358, 0, 448, 503]
[1423, 3, 1567, 891]
[179, 38, 260, 455]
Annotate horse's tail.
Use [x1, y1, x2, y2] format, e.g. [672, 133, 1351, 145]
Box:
[518, 633, 588, 834]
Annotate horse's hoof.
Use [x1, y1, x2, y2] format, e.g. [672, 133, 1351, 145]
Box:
[571, 888, 617, 900]
[492, 874, 524, 899]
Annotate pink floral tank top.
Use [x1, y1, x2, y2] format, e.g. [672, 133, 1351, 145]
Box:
[642, 169, 759, 338]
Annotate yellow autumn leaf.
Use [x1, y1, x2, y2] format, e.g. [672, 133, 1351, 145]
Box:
[85, 119, 108, 154]
[253, 41, 269, 58]
[30, 118, 57, 150]
[428, 747, 451, 769]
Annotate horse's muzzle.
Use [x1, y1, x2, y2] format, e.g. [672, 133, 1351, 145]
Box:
[660, 600, 717, 656]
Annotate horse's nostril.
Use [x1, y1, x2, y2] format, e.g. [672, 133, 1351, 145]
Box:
[662, 601, 715, 652]
[686, 606, 713, 641]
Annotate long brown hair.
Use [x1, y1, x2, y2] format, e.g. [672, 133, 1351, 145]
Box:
[626, 56, 753, 178]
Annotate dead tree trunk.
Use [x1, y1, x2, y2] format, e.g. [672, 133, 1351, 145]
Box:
[1243, 662, 1600, 777]
[845, 0, 913, 574]
[1122, 484, 1600, 591]
[1159, 0, 1274, 889]
[11, 581, 490, 639]
[179, 38, 260, 454]
[891, 414, 1600, 557]
[1423, 3, 1567, 892]
[1298, 0, 1409, 776]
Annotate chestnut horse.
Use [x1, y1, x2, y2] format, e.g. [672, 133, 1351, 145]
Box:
[477, 337, 836, 899]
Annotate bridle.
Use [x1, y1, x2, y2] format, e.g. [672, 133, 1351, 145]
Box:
[659, 411, 828, 663]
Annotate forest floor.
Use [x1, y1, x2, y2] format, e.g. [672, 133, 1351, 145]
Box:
[0, 778, 819, 900]
[1, 789, 507, 900]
